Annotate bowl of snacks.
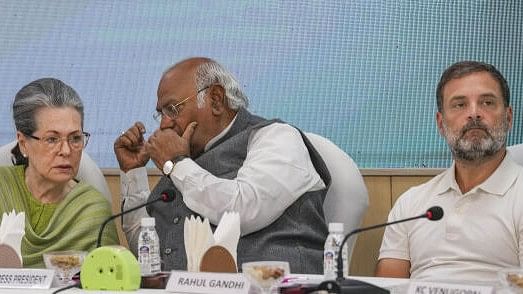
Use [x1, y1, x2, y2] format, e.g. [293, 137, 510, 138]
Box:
[242, 261, 290, 294]
[499, 268, 523, 293]
[43, 250, 87, 287]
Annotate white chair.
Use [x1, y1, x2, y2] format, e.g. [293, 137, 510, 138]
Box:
[0, 140, 112, 204]
[508, 144, 523, 166]
[305, 132, 369, 268]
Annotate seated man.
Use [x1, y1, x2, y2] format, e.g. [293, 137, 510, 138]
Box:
[376, 61, 523, 282]
[114, 57, 330, 274]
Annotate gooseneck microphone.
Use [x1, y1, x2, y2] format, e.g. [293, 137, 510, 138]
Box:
[336, 205, 443, 281]
[96, 189, 176, 248]
[76, 189, 176, 291]
[316, 206, 444, 294]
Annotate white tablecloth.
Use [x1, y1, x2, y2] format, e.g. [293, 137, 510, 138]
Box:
[0, 275, 514, 293]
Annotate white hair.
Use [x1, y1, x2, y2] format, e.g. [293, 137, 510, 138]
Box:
[194, 60, 249, 110]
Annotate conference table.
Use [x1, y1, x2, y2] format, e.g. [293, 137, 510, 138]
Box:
[1, 275, 514, 294]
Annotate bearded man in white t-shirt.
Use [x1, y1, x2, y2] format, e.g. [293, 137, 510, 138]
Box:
[376, 60, 523, 283]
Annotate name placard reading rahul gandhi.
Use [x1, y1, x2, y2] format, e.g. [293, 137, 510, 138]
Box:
[166, 271, 250, 294]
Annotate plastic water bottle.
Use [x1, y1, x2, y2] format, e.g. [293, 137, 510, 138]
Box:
[323, 222, 348, 280]
[138, 217, 161, 276]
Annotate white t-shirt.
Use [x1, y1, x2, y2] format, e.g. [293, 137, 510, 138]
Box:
[120, 121, 325, 250]
[379, 154, 523, 283]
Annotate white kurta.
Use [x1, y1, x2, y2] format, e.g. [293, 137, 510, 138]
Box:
[120, 121, 325, 251]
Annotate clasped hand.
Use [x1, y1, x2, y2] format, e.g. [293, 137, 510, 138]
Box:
[114, 121, 196, 172]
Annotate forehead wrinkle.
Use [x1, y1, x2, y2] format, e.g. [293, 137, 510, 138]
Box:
[164, 93, 183, 104]
[40, 129, 82, 135]
[448, 92, 500, 103]
[34, 108, 82, 135]
[36, 128, 83, 139]
[479, 92, 500, 99]
[449, 95, 466, 100]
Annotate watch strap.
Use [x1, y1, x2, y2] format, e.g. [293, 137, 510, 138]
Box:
[173, 155, 188, 163]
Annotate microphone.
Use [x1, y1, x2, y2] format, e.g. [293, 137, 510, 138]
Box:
[96, 189, 176, 248]
[320, 206, 444, 294]
[80, 189, 176, 291]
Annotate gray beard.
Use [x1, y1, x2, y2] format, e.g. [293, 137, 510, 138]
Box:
[442, 117, 508, 162]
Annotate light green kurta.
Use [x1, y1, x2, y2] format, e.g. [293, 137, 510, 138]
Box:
[0, 165, 119, 268]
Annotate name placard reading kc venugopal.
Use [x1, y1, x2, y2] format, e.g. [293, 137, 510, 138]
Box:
[408, 281, 493, 294]
[166, 271, 250, 294]
[0, 268, 54, 289]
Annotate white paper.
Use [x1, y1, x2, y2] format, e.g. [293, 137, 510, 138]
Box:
[185, 216, 215, 272]
[213, 212, 240, 264]
[184, 212, 240, 272]
[0, 210, 25, 262]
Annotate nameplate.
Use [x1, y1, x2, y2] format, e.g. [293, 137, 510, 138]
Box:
[0, 268, 54, 289]
[408, 281, 494, 294]
[166, 271, 250, 294]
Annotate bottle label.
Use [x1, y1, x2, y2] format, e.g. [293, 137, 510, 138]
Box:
[323, 249, 336, 280]
[139, 230, 161, 276]
[324, 234, 348, 279]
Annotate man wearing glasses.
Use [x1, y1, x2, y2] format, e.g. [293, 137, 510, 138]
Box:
[114, 57, 330, 274]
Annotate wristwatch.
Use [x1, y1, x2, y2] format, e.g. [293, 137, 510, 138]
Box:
[162, 155, 188, 176]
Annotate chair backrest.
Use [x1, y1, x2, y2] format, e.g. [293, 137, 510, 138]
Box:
[0, 140, 112, 204]
[304, 132, 369, 267]
[508, 144, 523, 166]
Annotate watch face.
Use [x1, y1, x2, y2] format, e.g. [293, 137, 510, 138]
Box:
[163, 160, 174, 175]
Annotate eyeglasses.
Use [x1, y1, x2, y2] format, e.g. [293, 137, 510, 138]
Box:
[153, 86, 209, 123]
[24, 131, 91, 151]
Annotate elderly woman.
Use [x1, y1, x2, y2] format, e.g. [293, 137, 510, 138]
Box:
[0, 78, 118, 268]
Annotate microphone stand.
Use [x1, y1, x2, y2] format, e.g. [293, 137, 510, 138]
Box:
[317, 213, 429, 294]
[96, 192, 174, 248]
[336, 213, 428, 282]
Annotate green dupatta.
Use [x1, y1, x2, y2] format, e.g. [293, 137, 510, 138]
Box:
[0, 165, 119, 268]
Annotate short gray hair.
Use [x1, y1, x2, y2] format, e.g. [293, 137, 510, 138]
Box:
[194, 60, 249, 110]
[11, 77, 84, 165]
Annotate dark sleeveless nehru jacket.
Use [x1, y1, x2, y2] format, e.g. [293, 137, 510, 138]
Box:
[147, 108, 331, 274]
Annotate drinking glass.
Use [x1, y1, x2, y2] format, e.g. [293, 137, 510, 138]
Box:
[43, 250, 87, 287]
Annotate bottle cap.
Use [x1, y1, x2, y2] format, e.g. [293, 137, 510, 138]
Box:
[328, 222, 343, 233]
[141, 217, 156, 227]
